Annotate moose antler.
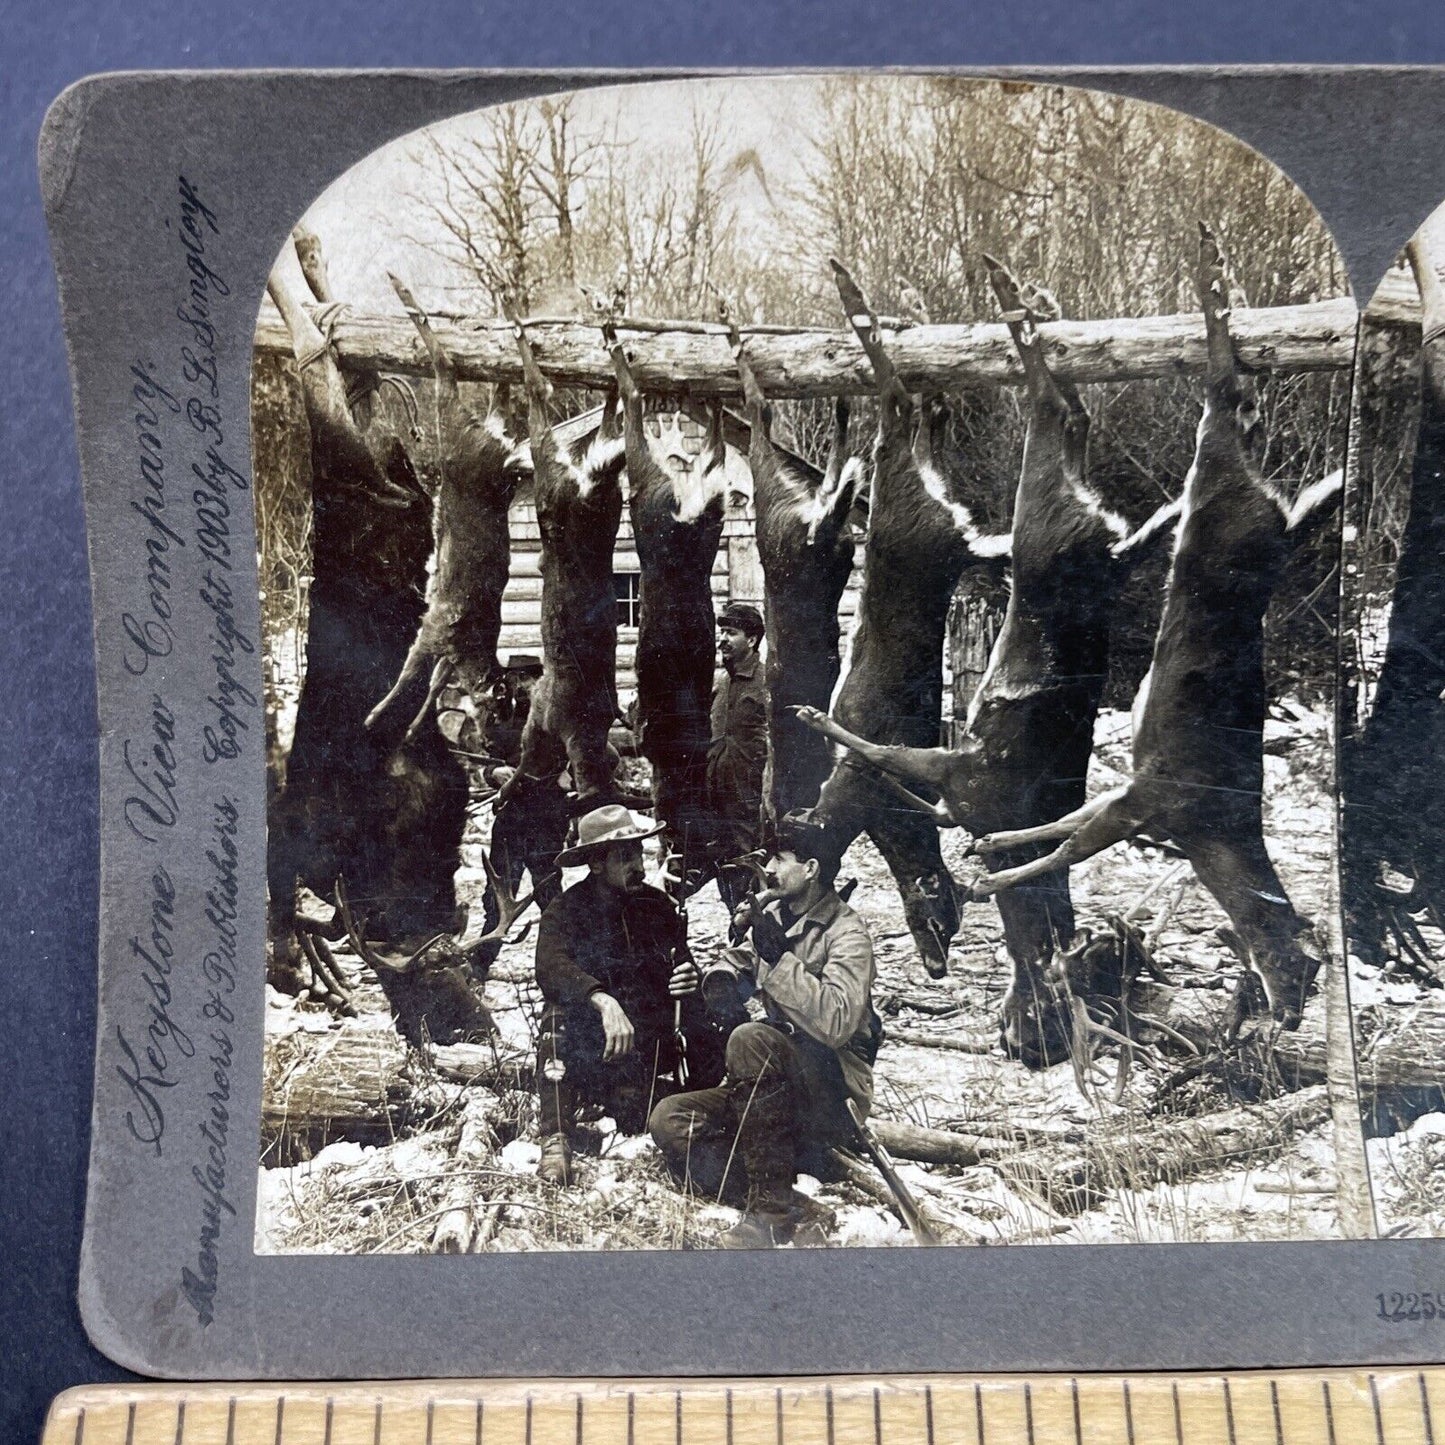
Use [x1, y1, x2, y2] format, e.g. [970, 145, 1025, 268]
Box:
[334, 876, 449, 976]
[294, 924, 356, 1015]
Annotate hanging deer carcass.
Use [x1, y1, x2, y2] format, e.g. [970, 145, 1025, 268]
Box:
[797, 256, 1181, 1063]
[1344, 228, 1445, 979]
[720, 303, 862, 822]
[263, 237, 473, 1027]
[364, 274, 530, 743]
[806, 261, 1012, 978]
[496, 309, 627, 845]
[968, 225, 1342, 1033]
[604, 319, 726, 877]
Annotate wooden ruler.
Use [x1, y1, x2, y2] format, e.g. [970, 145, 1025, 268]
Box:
[40, 1371, 1445, 1445]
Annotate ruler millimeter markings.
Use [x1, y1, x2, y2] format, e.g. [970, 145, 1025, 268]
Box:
[41, 1371, 1445, 1445]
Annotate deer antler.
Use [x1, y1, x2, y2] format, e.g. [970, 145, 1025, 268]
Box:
[474, 847, 537, 947]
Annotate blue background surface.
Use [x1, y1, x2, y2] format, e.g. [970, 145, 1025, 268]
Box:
[5, 3, 1445, 1439]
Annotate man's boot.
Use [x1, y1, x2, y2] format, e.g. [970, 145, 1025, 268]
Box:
[536, 1014, 575, 1186]
[717, 1062, 798, 1249]
[538, 1131, 573, 1186]
[717, 1184, 800, 1249]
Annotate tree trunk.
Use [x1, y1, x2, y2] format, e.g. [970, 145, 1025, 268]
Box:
[254, 298, 1360, 398]
[948, 578, 1008, 744]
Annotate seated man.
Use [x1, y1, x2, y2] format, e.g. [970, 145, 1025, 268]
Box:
[649, 813, 880, 1248]
[534, 804, 724, 1185]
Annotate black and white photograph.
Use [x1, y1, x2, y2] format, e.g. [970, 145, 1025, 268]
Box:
[253, 73, 1357, 1254]
[1340, 203, 1445, 1239]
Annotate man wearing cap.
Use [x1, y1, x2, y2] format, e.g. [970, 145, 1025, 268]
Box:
[649, 811, 880, 1248]
[707, 601, 769, 908]
[533, 803, 725, 1185]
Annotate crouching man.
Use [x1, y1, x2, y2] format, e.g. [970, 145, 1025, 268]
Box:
[535, 804, 724, 1185]
[649, 813, 879, 1248]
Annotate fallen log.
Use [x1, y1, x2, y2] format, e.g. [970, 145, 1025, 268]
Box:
[262, 1026, 531, 1164]
[433, 1092, 504, 1254]
[430, 1041, 533, 1091]
[997, 1084, 1332, 1215]
[886, 1026, 995, 1056]
[869, 1118, 996, 1167]
[262, 1025, 416, 1164]
[1136, 971, 1445, 1114]
[254, 298, 1359, 397]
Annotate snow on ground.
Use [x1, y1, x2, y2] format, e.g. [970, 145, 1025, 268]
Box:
[259, 702, 1351, 1252]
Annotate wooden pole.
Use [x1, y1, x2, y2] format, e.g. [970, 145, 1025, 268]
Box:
[253, 296, 1362, 396]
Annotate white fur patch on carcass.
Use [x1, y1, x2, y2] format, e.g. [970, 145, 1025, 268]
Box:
[568, 432, 626, 498]
[916, 458, 978, 536]
[803, 455, 864, 545]
[1067, 480, 1129, 541]
[672, 458, 727, 524]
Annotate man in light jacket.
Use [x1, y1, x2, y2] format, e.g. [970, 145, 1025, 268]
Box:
[649, 811, 879, 1248]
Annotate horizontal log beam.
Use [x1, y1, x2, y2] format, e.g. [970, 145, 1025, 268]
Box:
[254, 296, 1361, 398]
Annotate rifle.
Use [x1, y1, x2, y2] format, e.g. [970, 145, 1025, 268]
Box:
[662, 849, 692, 1088]
[845, 1100, 940, 1246]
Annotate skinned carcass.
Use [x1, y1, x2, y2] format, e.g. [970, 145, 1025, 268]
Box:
[263, 237, 474, 1034]
[364, 274, 530, 741]
[721, 303, 862, 822]
[796, 255, 1181, 1065]
[969, 225, 1342, 1033]
[605, 319, 727, 876]
[808, 261, 1011, 978]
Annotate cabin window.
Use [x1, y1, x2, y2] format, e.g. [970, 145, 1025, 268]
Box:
[613, 572, 642, 629]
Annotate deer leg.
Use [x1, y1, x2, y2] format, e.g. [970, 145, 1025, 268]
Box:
[971, 788, 1125, 856]
[296, 226, 383, 420]
[1197, 222, 1245, 406]
[365, 640, 433, 731]
[830, 258, 911, 412]
[268, 249, 414, 509]
[1112, 495, 1184, 561]
[971, 792, 1141, 898]
[1285, 468, 1344, 535]
[911, 393, 943, 474]
[1181, 831, 1321, 1029]
[790, 705, 956, 815]
[824, 397, 851, 489]
[402, 657, 454, 744]
[717, 296, 771, 436]
[984, 254, 1067, 413]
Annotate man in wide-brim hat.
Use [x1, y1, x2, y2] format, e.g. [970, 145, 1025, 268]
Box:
[533, 804, 726, 1185]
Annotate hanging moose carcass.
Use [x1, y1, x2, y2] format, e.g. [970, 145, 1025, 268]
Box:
[263, 236, 482, 1040]
[797, 255, 1181, 1063]
[967, 224, 1342, 1033]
